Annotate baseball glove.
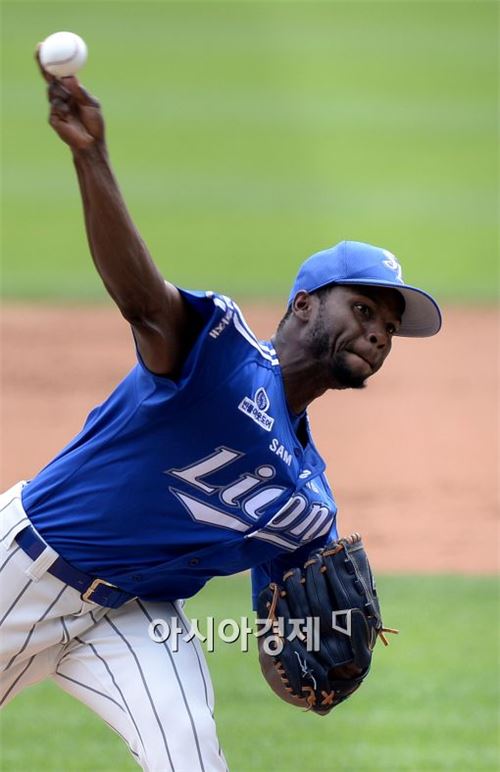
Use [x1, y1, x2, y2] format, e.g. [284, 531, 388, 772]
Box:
[257, 533, 397, 714]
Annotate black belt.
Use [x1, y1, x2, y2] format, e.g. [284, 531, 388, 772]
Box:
[16, 525, 135, 608]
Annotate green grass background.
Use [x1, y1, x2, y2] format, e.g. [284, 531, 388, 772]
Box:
[1, 0, 498, 301]
[1, 575, 498, 771]
[1, 2, 498, 770]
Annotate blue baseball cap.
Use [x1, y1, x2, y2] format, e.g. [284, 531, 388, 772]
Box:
[288, 241, 442, 337]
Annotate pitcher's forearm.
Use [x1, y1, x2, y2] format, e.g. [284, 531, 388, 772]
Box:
[72, 145, 167, 320]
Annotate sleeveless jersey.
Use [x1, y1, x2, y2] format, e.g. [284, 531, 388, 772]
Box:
[22, 290, 338, 605]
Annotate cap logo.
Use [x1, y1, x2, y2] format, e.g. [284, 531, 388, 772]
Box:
[381, 250, 403, 283]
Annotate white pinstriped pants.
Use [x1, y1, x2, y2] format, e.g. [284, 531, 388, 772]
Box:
[0, 483, 227, 772]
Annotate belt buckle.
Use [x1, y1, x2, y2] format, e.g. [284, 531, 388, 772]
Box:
[81, 577, 117, 604]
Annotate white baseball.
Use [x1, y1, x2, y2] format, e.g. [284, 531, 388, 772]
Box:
[39, 31, 88, 78]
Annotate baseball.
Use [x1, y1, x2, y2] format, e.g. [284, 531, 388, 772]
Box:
[39, 31, 87, 78]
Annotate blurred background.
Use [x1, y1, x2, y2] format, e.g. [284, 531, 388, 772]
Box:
[2, 0, 497, 300]
[1, 1, 498, 770]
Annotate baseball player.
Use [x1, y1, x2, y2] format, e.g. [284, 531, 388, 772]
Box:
[0, 63, 442, 771]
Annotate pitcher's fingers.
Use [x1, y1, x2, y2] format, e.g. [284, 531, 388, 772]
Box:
[48, 80, 72, 102]
[51, 98, 71, 119]
[35, 44, 54, 84]
[61, 76, 100, 108]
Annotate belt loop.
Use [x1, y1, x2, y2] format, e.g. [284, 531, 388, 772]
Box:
[24, 544, 59, 582]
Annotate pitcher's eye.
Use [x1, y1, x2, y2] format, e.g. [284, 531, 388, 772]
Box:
[354, 303, 371, 318]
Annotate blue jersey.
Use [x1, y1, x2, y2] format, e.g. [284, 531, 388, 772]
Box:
[23, 290, 338, 606]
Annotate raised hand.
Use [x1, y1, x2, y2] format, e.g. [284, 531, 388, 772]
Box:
[36, 45, 104, 152]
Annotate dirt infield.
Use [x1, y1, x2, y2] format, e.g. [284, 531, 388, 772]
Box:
[1, 302, 497, 573]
